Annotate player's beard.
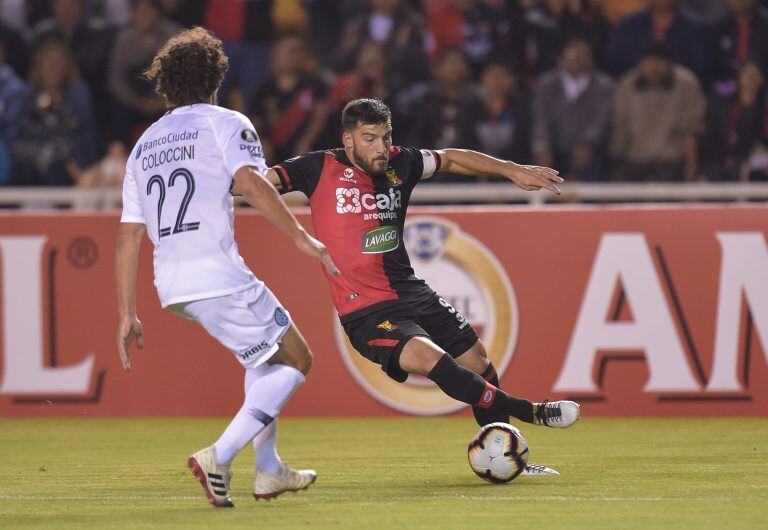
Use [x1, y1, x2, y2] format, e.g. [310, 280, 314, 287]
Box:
[352, 145, 388, 176]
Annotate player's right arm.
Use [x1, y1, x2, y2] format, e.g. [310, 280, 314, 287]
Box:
[115, 163, 145, 372]
[115, 222, 145, 372]
[234, 166, 339, 276]
[435, 149, 564, 194]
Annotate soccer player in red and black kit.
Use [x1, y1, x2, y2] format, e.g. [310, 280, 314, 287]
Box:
[265, 98, 580, 430]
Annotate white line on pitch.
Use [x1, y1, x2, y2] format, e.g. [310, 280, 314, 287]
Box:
[0, 495, 757, 503]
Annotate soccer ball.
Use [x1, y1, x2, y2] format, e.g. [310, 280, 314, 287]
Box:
[467, 422, 529, 483]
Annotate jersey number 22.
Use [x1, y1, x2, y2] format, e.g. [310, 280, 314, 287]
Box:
[146, 167, 200, 239]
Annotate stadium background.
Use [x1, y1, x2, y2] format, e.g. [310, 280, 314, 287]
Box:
[0, 0, 767, 419]
[0, 2, 766, 528]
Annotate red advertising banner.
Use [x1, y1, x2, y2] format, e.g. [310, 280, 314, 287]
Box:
[0, 205, 766, 418]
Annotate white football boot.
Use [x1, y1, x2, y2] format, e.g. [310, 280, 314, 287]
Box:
[521, 463, 560, 476]
[532, 400, 581, 428]
[253, 463, 317, 500]
[187, 445, 234, 508]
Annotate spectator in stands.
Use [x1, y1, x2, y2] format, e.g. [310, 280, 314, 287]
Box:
[604, 0, 717, 87]
[523, 0, 611, 82]
[0, 41, 26, 184]
[0, 12, 29, 78]
[475, 61, 531, 167]
[107, 0, 181, 144]
[679, 0, 730, 25]
[610, 42, 705, 181]
[324, 40, 392, 148]
[204, 0, 275, 112]
[533, 38, 614, 180]
[0, 0, 29, 35]
[426, 0, 517, 71]
[335, 0, 429, 92]
[10, 39, 98, 186]
[409, 47, 483, 179]
[704, 59, 767, 180]
[250, 33, 329, 164]
[0, 41, 25, 142]
[304, 0, 343, 68]
[32, 0, 113, 124]
[72, 140, 129, 193]
[159, 0, 207, 27]
[714, 0, 768, 98]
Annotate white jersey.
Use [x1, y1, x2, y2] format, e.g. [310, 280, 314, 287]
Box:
[121, 103, 268, 307]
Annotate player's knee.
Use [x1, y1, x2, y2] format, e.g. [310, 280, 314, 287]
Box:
[474, 341, 488, 359]
[269, 342, 313, 375]
[285, 349, 312, 376]
[399, 337, 444, 376]
[295, 346, 313, 375]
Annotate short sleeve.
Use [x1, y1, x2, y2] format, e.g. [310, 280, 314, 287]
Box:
[390, 146, 442, 188]
[272, 151, 325, 197]
[419, 149, 442, 179]
[217, 111, 269, 177]
[120, 163, 145, 224]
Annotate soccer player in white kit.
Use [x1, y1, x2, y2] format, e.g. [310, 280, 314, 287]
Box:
[114, 28, 339, 508]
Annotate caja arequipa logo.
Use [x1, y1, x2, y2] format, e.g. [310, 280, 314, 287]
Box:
[334, 216, 518, 415]
[336, 187, 361, 213]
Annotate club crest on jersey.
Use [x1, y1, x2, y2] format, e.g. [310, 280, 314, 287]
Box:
[386, 168, 402, 186]
[377, 320, 397, 332]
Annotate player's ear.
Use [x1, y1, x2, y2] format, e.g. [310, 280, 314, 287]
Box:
[342, 130, 353, 149]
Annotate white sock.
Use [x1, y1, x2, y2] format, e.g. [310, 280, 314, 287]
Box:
[244, 368, 283, 474]
[214, 364, 305, 464]
[252, 420, 281, 474]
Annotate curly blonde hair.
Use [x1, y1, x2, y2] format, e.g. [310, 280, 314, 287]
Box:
[145, 27, 228, 108]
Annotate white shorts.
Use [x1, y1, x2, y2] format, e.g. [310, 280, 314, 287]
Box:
[169, 284, 292, 369]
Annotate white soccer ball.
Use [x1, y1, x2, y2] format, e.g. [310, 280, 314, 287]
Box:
[467, 422, 529, 483]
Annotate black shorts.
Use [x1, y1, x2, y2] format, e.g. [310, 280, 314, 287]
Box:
[342, 291, 479, 383]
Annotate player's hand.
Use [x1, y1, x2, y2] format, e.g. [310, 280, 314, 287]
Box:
[504, 162, 564, 195]
[296, 232, 341, 277]
[117, 317, 144, 372]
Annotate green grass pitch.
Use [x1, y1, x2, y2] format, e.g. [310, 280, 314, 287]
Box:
[1, 418, 766, 529]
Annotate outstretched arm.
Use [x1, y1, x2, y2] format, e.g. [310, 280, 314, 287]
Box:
[435, 148, 563, 194]
[115, 222, 146, 372]
[234, 166, 339, 276]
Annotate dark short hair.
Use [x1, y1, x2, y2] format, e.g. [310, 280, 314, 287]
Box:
[560, 36, 593, 56]
[145, 27, 228, 108]
[641, 41, 673, 61]
[341, 98, 391, 131]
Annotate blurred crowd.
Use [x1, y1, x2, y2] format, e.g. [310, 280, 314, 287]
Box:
[2, 0, 768, 190]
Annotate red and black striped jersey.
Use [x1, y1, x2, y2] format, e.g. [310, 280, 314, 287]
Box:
[274, 146, 441, 322]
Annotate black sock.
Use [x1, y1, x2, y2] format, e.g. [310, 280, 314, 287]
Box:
[427, 355, 534, 423]
[472, 363, 510, 426]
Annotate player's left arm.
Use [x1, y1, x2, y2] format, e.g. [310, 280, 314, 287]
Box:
[434, 148, 564, 195]
[231, 168, 284, 195]
[115, 222, 146, 372]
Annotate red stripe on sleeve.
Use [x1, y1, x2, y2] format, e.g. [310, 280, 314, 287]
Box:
[274, 165, 292, 192]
